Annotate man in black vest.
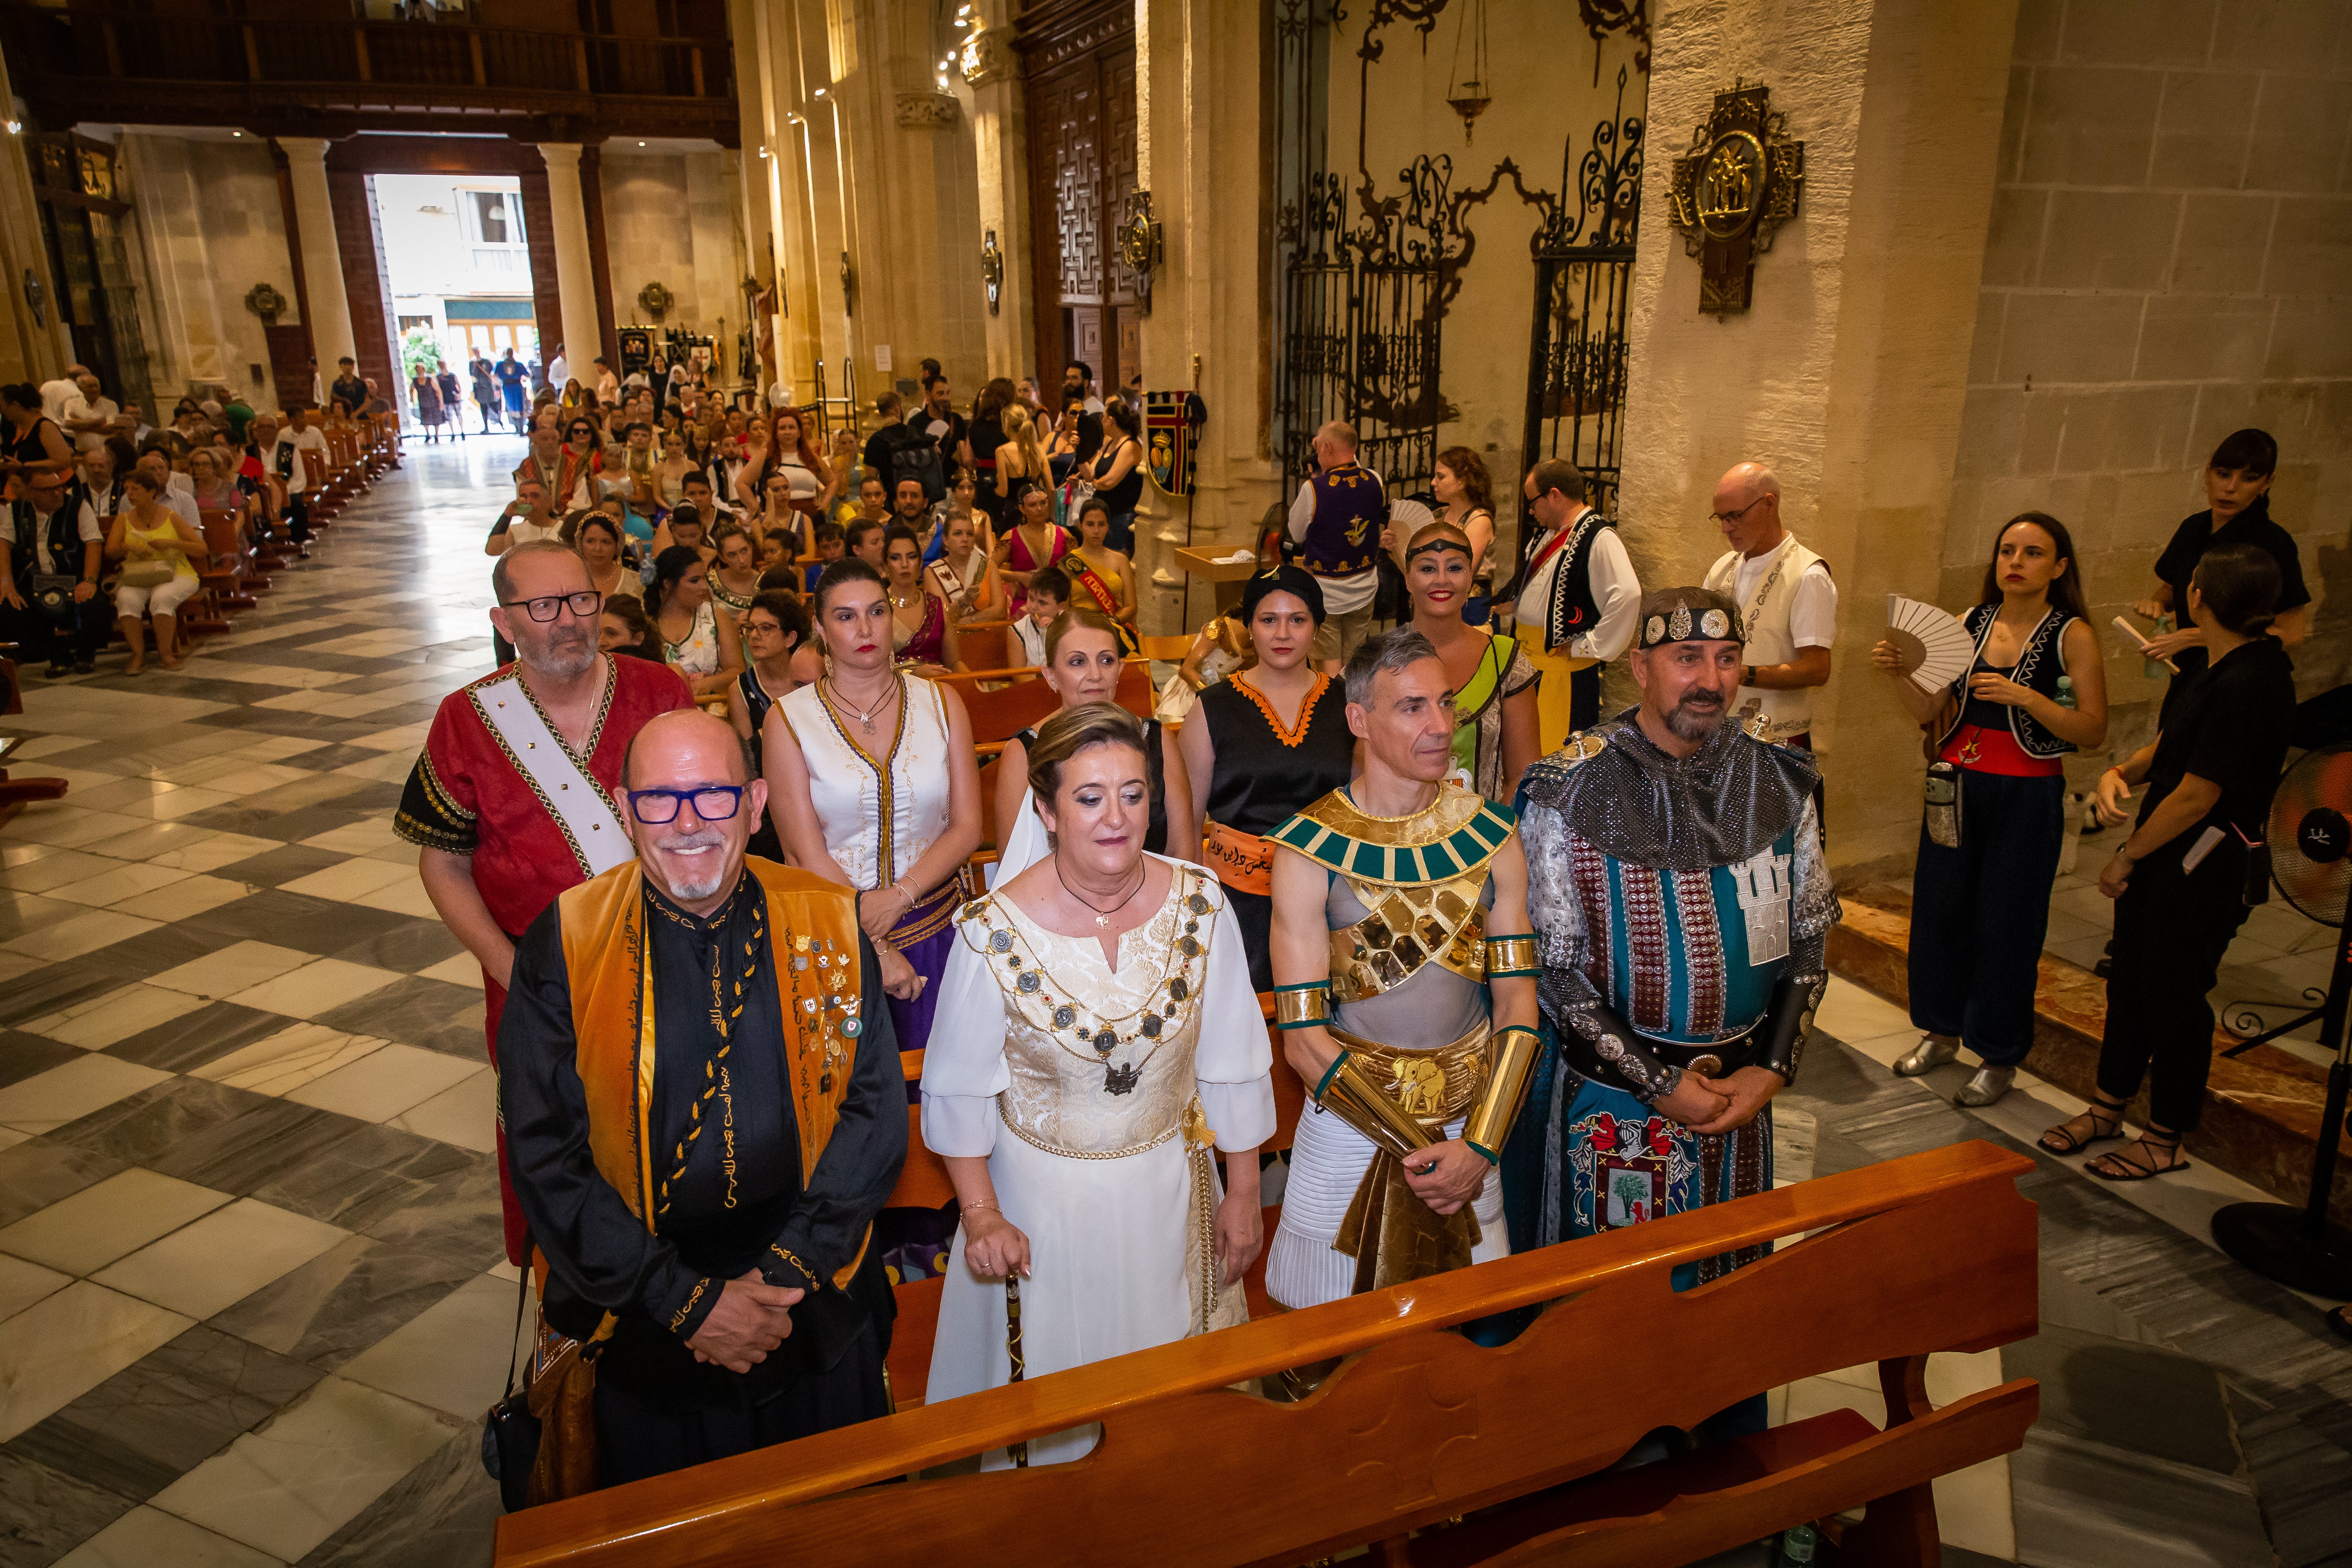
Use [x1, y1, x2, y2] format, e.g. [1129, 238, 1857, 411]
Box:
[1512, 459, 1641, 751]
[0, 468, 105, 676]
[1287, 421, 1389, 667]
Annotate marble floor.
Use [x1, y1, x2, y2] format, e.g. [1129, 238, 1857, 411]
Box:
[0, 439, 2347, 1566]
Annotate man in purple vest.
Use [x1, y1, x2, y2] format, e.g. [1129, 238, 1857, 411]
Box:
[1287, 421, 1388, 667]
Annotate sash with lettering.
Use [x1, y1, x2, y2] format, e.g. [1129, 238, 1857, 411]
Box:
[1065, 556, 1141, 653]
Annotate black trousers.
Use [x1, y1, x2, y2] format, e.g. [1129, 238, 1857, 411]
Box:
[2097, 836, 2251, 1131]
[1568, 663, 1601, 733]
[592, 1320, 890, 1486]
[1908, 770, 2064, 1068]
[1, 597, 103, 670]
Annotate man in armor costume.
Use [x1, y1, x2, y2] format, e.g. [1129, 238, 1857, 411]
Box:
[1505, 588, 1838, 1430]
[1261, 628, 1543, 1308]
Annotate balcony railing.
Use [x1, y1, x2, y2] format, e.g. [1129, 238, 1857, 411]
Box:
[1, 3, 731, 105]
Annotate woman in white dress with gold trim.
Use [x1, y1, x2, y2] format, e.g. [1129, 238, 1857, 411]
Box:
[923, 704, 1274, 1465]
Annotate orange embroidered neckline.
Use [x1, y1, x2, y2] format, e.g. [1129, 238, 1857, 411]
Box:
[1231, 673, 1330, 748]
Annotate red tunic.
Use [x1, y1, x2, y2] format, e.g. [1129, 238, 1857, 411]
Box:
[395, 654, 692, 1262]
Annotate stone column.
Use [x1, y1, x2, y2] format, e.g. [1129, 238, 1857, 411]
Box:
[276, 136, 355, 373]
[536, 142, 606, 383]
[1131, 0, 1283, 636]
[961, 2, 1030, 383]
[1616, 0, 2023, 872]
[0, 47, 72, 381]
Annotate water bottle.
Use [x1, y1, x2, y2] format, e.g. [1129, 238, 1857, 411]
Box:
[2056, 674, 2076, 710]
[1774, 1522, 1818, 1565]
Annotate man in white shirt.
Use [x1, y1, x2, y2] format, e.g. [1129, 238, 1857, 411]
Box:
[61, 373, 127, 454]
[1513, 458, 1641, 751]
[547, 344, 570, 391]
[37, 363, 92, 425]
[273, 405, 332, 542]
[1286, 421, 1388, 667]
[1699, 461, 1835, 751]
[1, 466, 105, 674]
[134, 449, 203, 532]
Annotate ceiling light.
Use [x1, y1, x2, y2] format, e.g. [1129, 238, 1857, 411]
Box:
[231, 129, 242, 137]
[937, 74, 949, 87]
[636, 139, 645, 146]
[3, 121, 18, 135]
[814, 87, 826, 99]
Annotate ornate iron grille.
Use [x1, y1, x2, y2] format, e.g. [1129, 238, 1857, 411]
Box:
[1521, 68, 1644, 520]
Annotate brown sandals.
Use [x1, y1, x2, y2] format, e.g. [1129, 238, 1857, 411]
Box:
[2038, 1095, 2126, 1158]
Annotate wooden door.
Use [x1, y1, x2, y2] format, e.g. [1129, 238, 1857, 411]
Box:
[1022, 0, 1136, 393]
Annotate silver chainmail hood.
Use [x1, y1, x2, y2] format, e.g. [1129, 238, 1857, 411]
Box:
[1516, 708, 1820, 871]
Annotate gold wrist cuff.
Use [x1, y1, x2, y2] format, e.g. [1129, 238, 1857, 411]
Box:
[1463, 1025, 1542, 1160]
[1485, 934, 1539, 976]
[1273, 984, 1330, 1030]
[1317, 1053, 1437, 1162]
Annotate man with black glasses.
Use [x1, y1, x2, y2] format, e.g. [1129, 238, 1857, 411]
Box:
[397, 540, 693, 1267]
[497, 708, 903, 1484]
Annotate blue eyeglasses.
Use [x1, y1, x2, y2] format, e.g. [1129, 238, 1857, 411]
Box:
[625, 786, 745, 825]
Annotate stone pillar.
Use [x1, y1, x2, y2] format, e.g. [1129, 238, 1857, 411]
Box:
[537, 143, 606, 384]
[961, 1, 1031, 383]
[276, 136, 355, 373]
[0, 47, 72, 381]
[1131, 0, 1283, 636]
[1616, 0, 2023, 873]
[119, 132, 232, 393]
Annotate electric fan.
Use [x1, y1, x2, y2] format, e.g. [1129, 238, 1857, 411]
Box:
[1882, 595, 1975, 696]
[2210, 741, 2352, 1297]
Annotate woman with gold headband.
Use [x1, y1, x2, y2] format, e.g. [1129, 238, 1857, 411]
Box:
[923, 703, 1274, 1465]
[1402, 517, 1541, 802]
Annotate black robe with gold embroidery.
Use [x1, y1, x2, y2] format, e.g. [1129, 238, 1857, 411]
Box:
[500, 869, 904, 1485]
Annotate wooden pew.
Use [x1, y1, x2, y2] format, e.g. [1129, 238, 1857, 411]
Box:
[493, 1133, 2038, 1568]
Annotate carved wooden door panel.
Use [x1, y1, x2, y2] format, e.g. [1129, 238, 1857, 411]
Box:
[1023, 5, 1136, 395]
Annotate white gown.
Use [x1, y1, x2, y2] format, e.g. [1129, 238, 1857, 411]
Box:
[920, 858, 1276, 1466]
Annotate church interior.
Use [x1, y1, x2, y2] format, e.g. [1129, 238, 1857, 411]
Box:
[0, 0, 2348, 1564]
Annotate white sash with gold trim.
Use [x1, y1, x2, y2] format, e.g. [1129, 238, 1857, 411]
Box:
[468, 673, 632, 878]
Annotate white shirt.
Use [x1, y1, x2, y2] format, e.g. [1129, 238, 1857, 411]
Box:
[1726, 543, 1838, 649]
[156, 472, 202, 531]
[60, 393, 119, 453]
[548, 354, 570, 389]
[37, 378, 79, 424]
[1512, 507, 1641, 659]
[2, 498, 102, 575]
[1286, 468, 1386, 616]
[1013, 615, 1049, 667]
[275, 427, 330, 494]
[596, 371, 619, 405]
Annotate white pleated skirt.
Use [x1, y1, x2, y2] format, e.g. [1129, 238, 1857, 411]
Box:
[1263, 1102, 1509, 1311]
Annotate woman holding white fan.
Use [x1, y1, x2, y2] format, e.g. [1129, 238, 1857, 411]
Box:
[1870, 512, 2108, 1107]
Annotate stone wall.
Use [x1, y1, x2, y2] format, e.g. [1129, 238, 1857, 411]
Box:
[598, 149, 747, 342]
[116, 134, 298, 411]
[1946, 0, 2352, 755]
[187, 141, 301, 410]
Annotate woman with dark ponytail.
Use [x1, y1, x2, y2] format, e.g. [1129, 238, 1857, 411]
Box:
[2041, 543, 2296, 1182]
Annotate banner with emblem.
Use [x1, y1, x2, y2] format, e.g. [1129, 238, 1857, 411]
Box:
[1144, 391, 1206, 497]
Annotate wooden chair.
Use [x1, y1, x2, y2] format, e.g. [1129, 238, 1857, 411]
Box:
[0, 650, 68, 820]
[1136, 633, 1194, 662]
[957, 619, 1016, 673]
[494, 1138, 2039, 1568]
[194, 508, 256, 611]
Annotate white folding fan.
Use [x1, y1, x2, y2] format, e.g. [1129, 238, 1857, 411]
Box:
[1883, 594, 1975, 694]
[1388, 497, 1438, 546]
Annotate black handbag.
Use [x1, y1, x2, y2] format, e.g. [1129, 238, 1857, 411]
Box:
[479, 1261, 539, 1513]
[30, 573, 76, 626]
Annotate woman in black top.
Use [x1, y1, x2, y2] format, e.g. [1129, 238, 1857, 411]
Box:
[727, 589, 811, 865]
[2135, 428, 2307, 719]
[2041, 544, 2296, 1180]
[1083, 396, 1147, 556]
[967, 377, 1014, 535]
[0, 383, 74, 489]
[1176, 566, 1357, 990]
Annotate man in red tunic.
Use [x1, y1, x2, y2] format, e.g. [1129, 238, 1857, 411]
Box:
[397, 540, 693, 1262]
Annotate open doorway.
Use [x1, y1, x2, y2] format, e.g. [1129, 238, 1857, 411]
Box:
[372, 171, 541, 441]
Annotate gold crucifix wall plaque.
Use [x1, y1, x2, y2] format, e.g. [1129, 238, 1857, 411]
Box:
[1667, 80, 1804, 315]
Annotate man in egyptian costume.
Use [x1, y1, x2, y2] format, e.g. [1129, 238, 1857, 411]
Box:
[1261, 628, 1543, 1309]
[1504, 588, 1837, 1406]
[499, 710, 906, 1485]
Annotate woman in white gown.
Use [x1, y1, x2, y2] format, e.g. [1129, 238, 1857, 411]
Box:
[922, 704, 1275, 1466]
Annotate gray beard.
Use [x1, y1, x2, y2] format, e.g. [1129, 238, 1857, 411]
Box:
[669, 869, 729, 901]
[1665, 698, 1726, 741]
[525, 635, 596, 680]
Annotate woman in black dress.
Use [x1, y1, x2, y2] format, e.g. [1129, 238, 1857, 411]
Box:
[1083, 395, 1147, 555]
[1176, 565, 1357, 991]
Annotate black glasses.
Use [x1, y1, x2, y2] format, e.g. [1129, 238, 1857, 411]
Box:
[626, 785, 744, 824]
[1707, 496, 1770, 528]
[500, 591, 603, 622]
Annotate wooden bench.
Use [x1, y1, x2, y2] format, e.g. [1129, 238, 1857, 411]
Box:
[493, 1115, 2037, 1567]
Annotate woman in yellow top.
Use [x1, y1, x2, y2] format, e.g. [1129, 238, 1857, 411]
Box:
[1063, 497, 1138, 652]
[1403, 516, 1540, 802]
[105, 469, 205, 673]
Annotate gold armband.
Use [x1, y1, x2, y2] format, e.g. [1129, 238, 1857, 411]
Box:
[1315, 1052, 1437, 1163]
[1273, 982, 1330, 1031]
[1462, 1025, 1543, 1164]
[1485, 934, 1539, 979]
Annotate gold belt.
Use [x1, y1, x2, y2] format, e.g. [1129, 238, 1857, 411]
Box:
[1327, 1020, 1491, 1295]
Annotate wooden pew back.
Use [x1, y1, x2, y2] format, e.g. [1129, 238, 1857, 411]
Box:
[494, 1141, 2039, 1568]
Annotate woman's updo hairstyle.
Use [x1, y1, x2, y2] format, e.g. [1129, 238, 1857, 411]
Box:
[813, 556, 886, 612]
[1027, 702, 1148, 805]
[2191, 542, 2282, 637]
[1044, 605, 1123, 663]
[646, 544, 704, 614]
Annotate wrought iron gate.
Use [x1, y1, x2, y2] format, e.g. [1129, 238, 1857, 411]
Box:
[1521, 70, 1644, 520]
[1274, 0, 1447, 498]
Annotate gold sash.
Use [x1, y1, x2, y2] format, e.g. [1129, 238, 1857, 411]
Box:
[556, 855, 873, 1290]
[1328, 1019, 1492, 1295]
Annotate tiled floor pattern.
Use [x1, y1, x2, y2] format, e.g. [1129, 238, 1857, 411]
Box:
[0, 440, 2344, 1565]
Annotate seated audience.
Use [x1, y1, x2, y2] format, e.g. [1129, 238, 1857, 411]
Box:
[106, 469, 204, 672]
[1, 465, 104, 675]
[1013, 565, 1071, 667]
[646, 542, 743, 702]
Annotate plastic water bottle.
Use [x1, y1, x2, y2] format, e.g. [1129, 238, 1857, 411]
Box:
[1774, 1522, 1818, 1565]
[2056, 674, 2077, 710]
